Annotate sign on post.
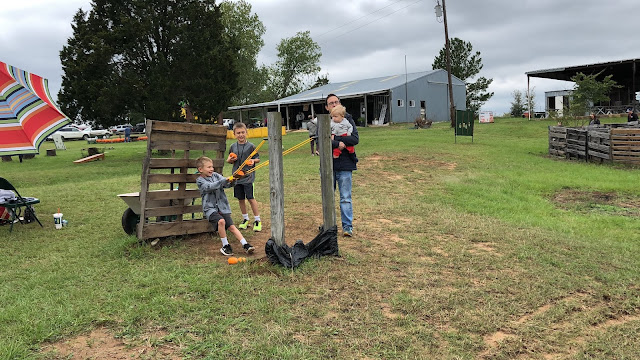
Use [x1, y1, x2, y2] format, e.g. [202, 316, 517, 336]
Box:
[479, 111, 494, 123]
[455, 110, 474, 143]
[52, 133, 66, 150]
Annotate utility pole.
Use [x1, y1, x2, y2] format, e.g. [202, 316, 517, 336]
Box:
[436, 0, 456, 127]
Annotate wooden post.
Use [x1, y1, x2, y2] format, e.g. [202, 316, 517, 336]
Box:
[267, 112, 285, 246]
[317, 114, 336, 229]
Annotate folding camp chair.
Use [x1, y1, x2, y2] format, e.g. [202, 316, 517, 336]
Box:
[0, 177, 43, 232]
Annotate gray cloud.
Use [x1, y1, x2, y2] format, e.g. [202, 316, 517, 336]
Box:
[3, 0, 639, 115]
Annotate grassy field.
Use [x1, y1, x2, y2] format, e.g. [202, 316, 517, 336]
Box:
[1, 117, 639, 359]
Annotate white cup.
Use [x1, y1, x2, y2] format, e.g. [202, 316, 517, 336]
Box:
[53, 213, 63, 229]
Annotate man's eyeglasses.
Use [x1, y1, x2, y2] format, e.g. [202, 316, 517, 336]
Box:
[327, 100, 340, 106]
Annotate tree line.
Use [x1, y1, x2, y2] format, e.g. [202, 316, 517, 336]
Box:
[58, 0, 494, 127]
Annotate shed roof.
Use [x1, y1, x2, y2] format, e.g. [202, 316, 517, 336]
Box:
[526, 58, 640, 86]
[229, 70, 463, 110]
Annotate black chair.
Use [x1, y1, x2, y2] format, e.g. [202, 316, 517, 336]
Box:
[0, 177, 43, 232]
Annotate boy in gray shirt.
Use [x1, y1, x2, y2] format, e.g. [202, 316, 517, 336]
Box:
[196, 156, 254, 256]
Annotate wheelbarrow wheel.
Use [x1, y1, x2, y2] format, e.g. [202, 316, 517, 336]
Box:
[121, 207, 139, 235]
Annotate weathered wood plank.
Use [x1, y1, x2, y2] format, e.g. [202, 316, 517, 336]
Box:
[612, 150, 640, 156]
[611, 145, 640, 151]
[148, 158, 224, 169]
[149, 120, 227, 136]
[611, 128, 640, 135]
[140, 219, 213, 239]
[150, 140, 226, 152]
[267, 112, 285, 247]
[144, 204, 202, 217]
[147, 173, 200, 184]
[152, 132, 227, 143]
[146, 189, 201, 201]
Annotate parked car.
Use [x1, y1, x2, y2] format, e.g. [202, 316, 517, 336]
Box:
[82, 127, 110, 138]
[54, 126, 87, 140]
[133, 123, 145, 133]
[110, 124, 133, 134]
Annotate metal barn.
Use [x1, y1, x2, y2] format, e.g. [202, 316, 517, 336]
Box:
[228, 70, 466, 129]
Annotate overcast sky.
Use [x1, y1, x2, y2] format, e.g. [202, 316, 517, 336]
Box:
[2, 0, 639, 115]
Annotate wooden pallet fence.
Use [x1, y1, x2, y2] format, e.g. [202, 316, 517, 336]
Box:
[565, 128, 588, 161]
[587, 128, 611, 163]
[611, 128, 640, 164]
[137, 120, 227, 240]
[548, 126, 567, 158]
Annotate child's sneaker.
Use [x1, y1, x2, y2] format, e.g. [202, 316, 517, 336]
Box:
[220, 244, 233, 256]
[343, 229, 353, 237]
[238, 219, 249, 229]
[243, 243, 255, 254]
[253, 220, 262, 232]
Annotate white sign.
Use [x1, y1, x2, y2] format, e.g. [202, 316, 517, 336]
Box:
[52, 133, 66, 150]
[479, 111, 494, 123]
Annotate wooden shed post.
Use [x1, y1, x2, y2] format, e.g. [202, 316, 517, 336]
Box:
[317, 114, 336, 229]
[267, 112, 285, 246]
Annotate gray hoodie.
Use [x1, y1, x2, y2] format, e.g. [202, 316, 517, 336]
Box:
[196, 173, 233, 219]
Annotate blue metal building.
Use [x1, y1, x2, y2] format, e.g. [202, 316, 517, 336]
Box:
[228, 70, 466, 128]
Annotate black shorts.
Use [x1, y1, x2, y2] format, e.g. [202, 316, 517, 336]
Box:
[234, 183, 254, 200]
[208, 212, 233, 230]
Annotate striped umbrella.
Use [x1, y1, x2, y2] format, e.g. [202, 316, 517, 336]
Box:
[0, 61, 70, 156]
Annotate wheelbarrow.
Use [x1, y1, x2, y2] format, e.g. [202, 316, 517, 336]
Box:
[118, 191, 186, 235]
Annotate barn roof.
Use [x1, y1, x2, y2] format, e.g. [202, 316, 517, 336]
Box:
[229, 70, 464, 110]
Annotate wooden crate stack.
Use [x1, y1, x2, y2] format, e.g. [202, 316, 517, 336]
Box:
[137, 120, 227, 240]
[587, 128, 611, 163]
[565, 128, 588, 161]
[611, 128, 640, 164]
[548, 126, 567, 158]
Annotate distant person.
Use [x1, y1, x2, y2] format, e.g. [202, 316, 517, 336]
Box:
[329, 105, 355, 159]
[307, 115, 319, 156]
[627, 108, 638, 122]
[589, 113, 600, 125]
[195, 156, 254, 256]
[296, 111, 304, 129]
[325, 94, 358, 237]
[227, 122, 262, 232]
[124, 126, 131, 142]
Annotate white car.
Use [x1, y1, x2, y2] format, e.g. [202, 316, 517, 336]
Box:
[55, 126, 87, 140]
[110, 124, 133, 135]
[82, 127, 110, 138]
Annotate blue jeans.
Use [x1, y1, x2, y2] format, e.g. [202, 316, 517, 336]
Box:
[333, 170, 353, 232]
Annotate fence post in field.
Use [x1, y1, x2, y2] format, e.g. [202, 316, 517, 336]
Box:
[317, 114, 336, 229]
[267, 112, 285, 246]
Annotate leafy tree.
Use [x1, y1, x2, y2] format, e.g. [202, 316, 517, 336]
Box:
[526, 87, 536, 116]
[432, 37, 494, 116]
[58, 0, 239, 127]
[267, 31, 322, 99]
[220, 0, 267, 106]
[510, 89, 525, 117]
[566, 71, 619, 126]
[310, 74, 330, 89]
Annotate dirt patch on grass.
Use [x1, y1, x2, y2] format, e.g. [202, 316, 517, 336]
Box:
[364, 152, 458, 172]
[43, 327, 180, 359]
[551, 189, 640, 217]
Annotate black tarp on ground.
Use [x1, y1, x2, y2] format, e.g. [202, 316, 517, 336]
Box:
[265, 225, 339, 268]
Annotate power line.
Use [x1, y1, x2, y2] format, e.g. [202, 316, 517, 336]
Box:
[319, 0, 424, 45]
[315, 0, 410, 39]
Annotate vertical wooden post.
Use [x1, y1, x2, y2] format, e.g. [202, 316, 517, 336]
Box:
[137, 120, 153, 239]
[317, 114, 336, 229]
[267, 112, 285, 246]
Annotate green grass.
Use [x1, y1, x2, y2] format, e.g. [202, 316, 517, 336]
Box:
[1, 117, 640, 359]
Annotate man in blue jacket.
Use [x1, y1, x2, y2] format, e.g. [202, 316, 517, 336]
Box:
[325, 94, 358, 237]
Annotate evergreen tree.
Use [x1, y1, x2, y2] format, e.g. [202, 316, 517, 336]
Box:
[432, 38, 493, 116]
